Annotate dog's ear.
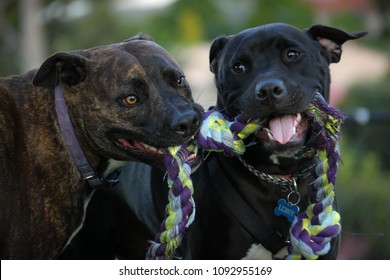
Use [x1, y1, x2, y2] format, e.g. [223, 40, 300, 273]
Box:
[209, 35, 230, 74]
[32, 51, 89, 87]
[124, 33, 154, 42]
[306, 25, 367, 63]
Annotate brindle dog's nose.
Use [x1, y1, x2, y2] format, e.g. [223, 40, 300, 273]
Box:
[256, 79, 287, 103]
[172, 111, 200, 135]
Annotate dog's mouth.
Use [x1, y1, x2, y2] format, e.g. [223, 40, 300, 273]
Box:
[111, 135, 200, 170]
[115, 137, 165, 156]
[255, 113, 310, 146]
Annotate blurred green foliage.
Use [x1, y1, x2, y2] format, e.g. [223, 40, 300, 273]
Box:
[1, 0, 380, 74]
[1, 0, 317, 75]
[337, 140, 390, 259]
[42, 0, 382, 51]
[337, 73, 390, 259]
[340, 76, 390, 170]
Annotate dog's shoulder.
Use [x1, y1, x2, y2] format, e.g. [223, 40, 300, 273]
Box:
[0, 75, 28, 158]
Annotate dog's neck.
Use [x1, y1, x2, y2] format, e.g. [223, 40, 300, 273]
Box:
[243, 138, 313, 175]
[214, 145, 314, 238]
[54, 85, 117, 189]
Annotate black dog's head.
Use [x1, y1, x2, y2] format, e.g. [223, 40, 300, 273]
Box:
[209, 23, 366, 168]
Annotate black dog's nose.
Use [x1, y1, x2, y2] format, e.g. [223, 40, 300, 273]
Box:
[256, 79, 286, 102]
[172, 111, 200, 135]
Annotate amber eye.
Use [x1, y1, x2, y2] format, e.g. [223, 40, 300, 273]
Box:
[177, 76, 185, 87]
[122, 94, 138, 105]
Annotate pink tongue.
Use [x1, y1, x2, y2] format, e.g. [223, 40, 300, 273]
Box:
[269, 115, 296, 144]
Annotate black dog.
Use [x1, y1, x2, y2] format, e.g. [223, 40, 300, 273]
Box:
[62, 23, 366, 260]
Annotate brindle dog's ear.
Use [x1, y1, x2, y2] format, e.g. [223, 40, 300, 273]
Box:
[124, 32, 154, 42]
[32, 51, 89, 87]
[306, 24, 367, 63]
[209, 35, 230, 75]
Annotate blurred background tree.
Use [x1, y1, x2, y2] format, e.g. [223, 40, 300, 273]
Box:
[1, 0, 389, 259]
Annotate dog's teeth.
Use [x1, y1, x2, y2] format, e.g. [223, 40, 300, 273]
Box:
[148, 145, 157, 152]
[133, 141, 163, 154]
[146, 144, 161, 153]
[293, 113, 301, 128]
[267, 131, 274, 140]
[134, 142, 142, 149]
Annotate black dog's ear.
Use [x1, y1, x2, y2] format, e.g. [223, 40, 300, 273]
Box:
[306, 25, 367, 63]
[209, 35, 230, 74]
[32, 51, 89, 87]
[124, 32, 154, 42]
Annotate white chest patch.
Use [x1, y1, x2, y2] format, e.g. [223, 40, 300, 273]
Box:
[242, 243, 273, 260]
[241, 243, 288, 260]
[269, 154, 280, 165]
[103, 159, 129, 177]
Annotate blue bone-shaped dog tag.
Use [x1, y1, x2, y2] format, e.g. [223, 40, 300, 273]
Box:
[274, 199, 299, 223]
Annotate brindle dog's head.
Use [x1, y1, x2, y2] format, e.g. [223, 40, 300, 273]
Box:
[209, 23, 366, 170]
[33, 34, 203, 169]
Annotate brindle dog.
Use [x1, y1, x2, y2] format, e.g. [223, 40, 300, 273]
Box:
[0, 35, 203, 259]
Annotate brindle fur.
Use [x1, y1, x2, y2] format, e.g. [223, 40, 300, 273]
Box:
[0, 35, 202, 259]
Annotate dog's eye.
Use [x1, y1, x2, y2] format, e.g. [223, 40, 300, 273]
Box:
[286, 50, 301, 61]
[122, 94, 138, 106]
[232, 63, 246, 74]
[177, 76, 185, 87]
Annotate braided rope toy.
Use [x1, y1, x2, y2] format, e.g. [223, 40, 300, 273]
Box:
[146, 142, 197, 259]
[147, 91, 344, 260]
[287, 93, 345, 259]
[198, 111, 261, 156]
[146, 114, 259, 259]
